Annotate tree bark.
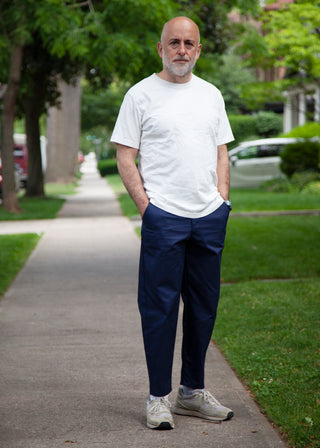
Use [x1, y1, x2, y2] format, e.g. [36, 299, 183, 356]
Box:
[46, 77, 81, 183]
[1, 46, 23, 213]
[24, 71, 46, 197]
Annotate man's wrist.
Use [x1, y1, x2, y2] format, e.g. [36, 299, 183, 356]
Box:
[224, 200, 232, 211]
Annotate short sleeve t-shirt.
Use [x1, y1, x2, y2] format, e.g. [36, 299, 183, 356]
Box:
[111, 73, 234, 218]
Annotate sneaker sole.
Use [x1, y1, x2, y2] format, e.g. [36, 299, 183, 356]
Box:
[174, 407, 234, 422]
[147, 421, 175, 430]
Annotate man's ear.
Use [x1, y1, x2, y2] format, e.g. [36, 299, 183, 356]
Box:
[196, 44, 202, 60]
[157, 42, 163, 58]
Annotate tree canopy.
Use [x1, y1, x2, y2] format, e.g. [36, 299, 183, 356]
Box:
[264, 0, 320, 81]
[237, 1, 320, 84]
[0, 0, 263, 210]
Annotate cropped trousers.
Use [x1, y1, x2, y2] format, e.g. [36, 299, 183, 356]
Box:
[138, 202, 230, 397]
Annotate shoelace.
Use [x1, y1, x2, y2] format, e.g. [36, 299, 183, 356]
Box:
[202, 390, 222, 407]
[149, 398, 171, 414]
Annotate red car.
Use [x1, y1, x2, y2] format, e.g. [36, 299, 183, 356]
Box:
[13, 135, 28, 188]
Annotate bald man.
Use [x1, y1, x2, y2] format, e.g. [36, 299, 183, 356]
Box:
[111, 17, 234, 430]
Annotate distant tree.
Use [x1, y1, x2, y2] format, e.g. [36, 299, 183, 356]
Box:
[0, 0, 88, 205]
[264, 0, 320, 82]
[81, 82, 126, 132]
[1, 0, 177, 204]
[0, 0, 33, 212]
[177, 0, 261, 55]
[197, 52, 256, 114]
[20, 34, 83, 196]
[1, 46, 23, 212]
[235, 0, 320, 103]
[80, 0, 261, 138]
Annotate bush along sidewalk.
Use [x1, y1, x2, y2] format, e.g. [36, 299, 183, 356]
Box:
[97, 157, 137, 177]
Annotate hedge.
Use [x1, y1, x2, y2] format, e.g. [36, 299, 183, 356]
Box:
[228, 111, 283, 149]
[280, 141, 320, 177]
[284, 122, 320, 140]
[97, 159, 118, 176]
[97, 157, 139, 177]
[228, 115, 257, 149]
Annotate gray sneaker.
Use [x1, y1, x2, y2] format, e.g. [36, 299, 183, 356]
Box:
[146, 396, 175, 430]
[174, 387, 234, 422]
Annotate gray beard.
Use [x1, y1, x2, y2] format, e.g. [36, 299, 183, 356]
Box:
[162, 52, 196, 78]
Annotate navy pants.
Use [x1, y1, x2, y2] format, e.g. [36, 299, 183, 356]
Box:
[138, 202, 230, 397]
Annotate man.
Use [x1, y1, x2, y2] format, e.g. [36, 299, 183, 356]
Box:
[111, 16, 234, 430]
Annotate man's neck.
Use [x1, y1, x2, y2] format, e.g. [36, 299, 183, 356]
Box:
[157, 70, 192, 84]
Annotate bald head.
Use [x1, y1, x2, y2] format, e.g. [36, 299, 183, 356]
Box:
[161, 17, 201, 45]
[157, 16, 202, 83]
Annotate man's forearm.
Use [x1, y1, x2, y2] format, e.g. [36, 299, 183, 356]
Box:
[116, 145, 149, 217]
[217, 144, 230, 201]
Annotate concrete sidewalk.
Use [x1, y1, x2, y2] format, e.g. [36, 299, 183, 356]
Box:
[0, 162, 287, 448]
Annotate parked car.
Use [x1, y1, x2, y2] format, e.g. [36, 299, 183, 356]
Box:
[13, 134, 47, 189]
[13, 140, 28, 188]
[229, 138, 297, 188]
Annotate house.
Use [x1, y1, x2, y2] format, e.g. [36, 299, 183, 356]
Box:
[230, 0, 319, 132]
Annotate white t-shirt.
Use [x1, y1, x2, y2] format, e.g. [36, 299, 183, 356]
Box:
[111, 73, 234, 218]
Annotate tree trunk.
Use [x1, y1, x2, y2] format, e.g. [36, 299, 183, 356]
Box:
[24, 72, 46, 197]
[1, 46, 23, 213]
[46, 77, 81, 183]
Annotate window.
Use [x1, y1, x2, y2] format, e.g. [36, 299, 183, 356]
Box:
[237, 146, 258, 159]
[258, 145, 281, 157]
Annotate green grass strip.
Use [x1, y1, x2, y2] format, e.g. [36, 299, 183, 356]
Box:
[0, 181, 79, 221]
[214, 278, 320, 448]
[0, 233, 41, 298]
[44, 181, 78, 196]
[230, 189, 320, 212]
[0, 197, 65, 221]
[222, 215, 320, 282]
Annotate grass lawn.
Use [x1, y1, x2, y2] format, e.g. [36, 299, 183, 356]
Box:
[44, 181, 78, 196]
[0, 181, 78, 221]
[222, 215, 320, 282]
[215, 279, 320, 448]
[0, 196, 65, 221]
[106, 173, 320, 448]
[107, 174, 140, 218]
[0, 182, 78, 298]
[0, 233, 41, 299]
[106, 174, 320, 218]
[230, 188, 320, 212]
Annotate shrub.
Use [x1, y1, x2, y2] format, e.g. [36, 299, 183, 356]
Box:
[228, 115, 257, 149]
[97, 159, 118, 177]
[280, 141, 320, 177]
[97, 157, 139, 177]
[100, 148, 117, 160]
[302, 181, 320, 195]
[291, 171, 320, 190]
[284, 122, 320, 139]
[253, 111, 283, 138]
[228, 111, 282, 149]
[262, 172, 320, 193]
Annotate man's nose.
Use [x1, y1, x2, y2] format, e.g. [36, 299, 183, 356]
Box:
[178, 43, 186, 55]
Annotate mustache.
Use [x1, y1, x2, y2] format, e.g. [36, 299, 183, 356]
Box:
[173, 57, 190, 62]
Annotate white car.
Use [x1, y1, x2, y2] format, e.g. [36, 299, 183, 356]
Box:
[228, 138, 297, 188]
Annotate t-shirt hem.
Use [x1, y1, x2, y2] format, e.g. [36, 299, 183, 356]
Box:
[110, 136, 140, 150]
[150, 196, 224, 219]
[217, 136, 235, 146]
